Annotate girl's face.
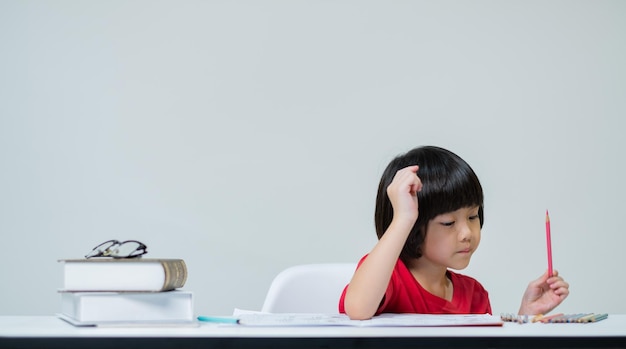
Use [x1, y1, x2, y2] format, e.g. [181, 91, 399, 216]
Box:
[421, 206, 481, 270]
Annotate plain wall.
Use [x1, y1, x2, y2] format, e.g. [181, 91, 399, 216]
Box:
[1, 0, 625, 316]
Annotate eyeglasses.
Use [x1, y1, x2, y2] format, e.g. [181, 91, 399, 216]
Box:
[85, 240, 148, 259]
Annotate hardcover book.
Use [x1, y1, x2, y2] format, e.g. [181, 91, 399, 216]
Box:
[58, 290, 194, 326]
[59, 258, 187, 292]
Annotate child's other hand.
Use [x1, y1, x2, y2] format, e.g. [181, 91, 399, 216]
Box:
[518, 270, 570, 315]
[387, 165, 422, 224]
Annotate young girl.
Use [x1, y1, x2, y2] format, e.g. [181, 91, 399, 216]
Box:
[339, 146, 569, 320]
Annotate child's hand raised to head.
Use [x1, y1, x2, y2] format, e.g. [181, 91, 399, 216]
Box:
[518, 270, 570, 315]
[386, 165, 422, 224]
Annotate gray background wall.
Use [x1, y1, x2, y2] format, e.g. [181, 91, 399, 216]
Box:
[1, 0, 625, 316]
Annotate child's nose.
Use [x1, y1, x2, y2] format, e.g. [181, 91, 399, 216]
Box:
[458, 221, 472, 241]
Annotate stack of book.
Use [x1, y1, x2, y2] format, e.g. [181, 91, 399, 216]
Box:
[57, 258, 193, 326]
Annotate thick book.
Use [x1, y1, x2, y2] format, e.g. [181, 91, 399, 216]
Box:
[58, 290, 194, 326]
[59, 258, 187, 292]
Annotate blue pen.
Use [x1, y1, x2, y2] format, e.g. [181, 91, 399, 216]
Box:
[197, 316, 240, 324]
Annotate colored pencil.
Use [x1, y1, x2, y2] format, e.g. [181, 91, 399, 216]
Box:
[540, 313, 564, 323]
[546, 210, 553, 277]
[576, 313, 597, 323]
[569, 313, 593, 323]
[582, 313, 608, 323]
[562, 313, 584, 323]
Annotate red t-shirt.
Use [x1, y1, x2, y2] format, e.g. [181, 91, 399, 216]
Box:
[339, 256, 492, 315]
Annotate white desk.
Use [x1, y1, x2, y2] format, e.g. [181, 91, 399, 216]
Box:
[1, 315, 625, 348]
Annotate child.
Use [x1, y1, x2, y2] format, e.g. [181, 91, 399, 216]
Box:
[339, 146, 569, 320]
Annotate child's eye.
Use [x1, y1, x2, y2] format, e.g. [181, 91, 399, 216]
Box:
[440, 221, 455, 227]
[469, 215, 479, 220]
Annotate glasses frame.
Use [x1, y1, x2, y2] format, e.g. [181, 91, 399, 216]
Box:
[85, 239, 148, 259]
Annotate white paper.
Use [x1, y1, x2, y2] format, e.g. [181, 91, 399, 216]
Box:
[231, 310, 503, 327]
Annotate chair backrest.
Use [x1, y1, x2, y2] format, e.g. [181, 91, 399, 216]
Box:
[261, 263, 357, 313]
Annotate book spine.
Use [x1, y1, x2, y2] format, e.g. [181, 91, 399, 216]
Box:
[161, 259, 188, 291]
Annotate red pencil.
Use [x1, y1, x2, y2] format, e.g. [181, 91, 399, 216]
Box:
[546, 210, 553, 277]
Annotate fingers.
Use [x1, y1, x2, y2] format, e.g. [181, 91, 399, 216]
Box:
[535, 269, 569, 304]
[535, 269, 559, 284]
[547, 272, 570, 299]
[405, 166, 422, 194]
[529, 270, 569, 294]
[386, 165, 422, 223]
[388, 166, 422, 195]
[547, 270, 566, 286]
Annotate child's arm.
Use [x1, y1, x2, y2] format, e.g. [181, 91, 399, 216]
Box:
[518, 270, 570, 315]
[343, 165, 421, 320]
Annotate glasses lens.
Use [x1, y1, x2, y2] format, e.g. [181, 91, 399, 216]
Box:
[85, 240, 119, 258]
[111, 241, 147, 258]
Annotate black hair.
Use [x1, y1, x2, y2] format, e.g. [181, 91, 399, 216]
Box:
[374, 146, 484, 261]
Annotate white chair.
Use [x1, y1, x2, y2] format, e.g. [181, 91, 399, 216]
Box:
[261, 263, 357, 313]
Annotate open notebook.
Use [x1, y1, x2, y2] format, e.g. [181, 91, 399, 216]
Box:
[231, 309, 503, 327]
